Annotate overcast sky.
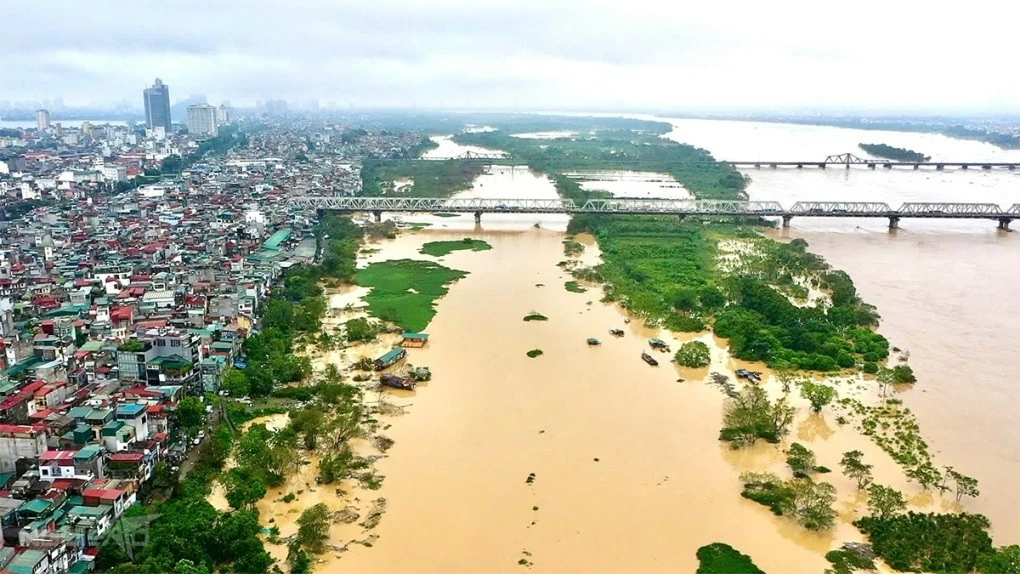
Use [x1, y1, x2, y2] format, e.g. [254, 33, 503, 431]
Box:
[2, 0, 1017, 113]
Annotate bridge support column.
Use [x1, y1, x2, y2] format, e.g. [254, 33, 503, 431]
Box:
[677, 214, 687, 222]
[913, 164, 920, 170]
[474, 211, 482, 224]
[998, 218, 1013, 230]
[888, 216, 900, 230]
[937, 164, 945, 170]
[961, 165, 968, 170]
[818, 163, 826, 169]
[781, 215, 793, 228]
[373, 210, 382, 223]
[868, 163, 876, 170]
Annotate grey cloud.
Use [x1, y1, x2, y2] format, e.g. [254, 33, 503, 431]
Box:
[1, 0, 1017, 112]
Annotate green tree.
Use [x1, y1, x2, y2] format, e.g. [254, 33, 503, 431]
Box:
[841, 450, 874, 489]
[172, 559, 211, 574]
[799, 380, 837, 413]
[96, 541, 131, 571]
[947, 469, 980, 503]
[220, 368, 250, 397]
[855, 512, 993, 573]
[786, 443, 817, 479]
[876, 367, 895, 397]
[698, 286, 726, 309]
[176, 397, 205, 429]
[295, 503, 331, 553]
[161, 154, 184, 174]
[906, 461, 942, 491]
[867, 484, 907, 519]
[288, 542, 313, 574]
[695, 543, 764, 574]
[788, 479, 838, 530]
[223, 469, 267, 510]
[667, 286, 699, 311]
[674, 341, 711, 367]
[720, 385, 794, 446]
[892, 364, 917, 384]
[344, 317, 380, 342]
[978, 545, 1020, 574]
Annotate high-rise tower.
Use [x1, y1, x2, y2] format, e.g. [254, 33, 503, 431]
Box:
[143, 78, 172, 130]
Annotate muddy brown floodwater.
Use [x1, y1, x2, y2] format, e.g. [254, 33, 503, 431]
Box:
[319, 226, 920, 574]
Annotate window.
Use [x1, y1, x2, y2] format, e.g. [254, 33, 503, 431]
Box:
[171, 339, 182, 347]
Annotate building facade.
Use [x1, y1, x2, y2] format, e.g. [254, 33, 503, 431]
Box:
[35, 109, 50, 131]
[143, 78, 171, 131]
[186, 104, 218, 136]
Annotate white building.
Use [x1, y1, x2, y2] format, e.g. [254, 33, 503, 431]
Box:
[36, 109, 50, 130]
[216, 104, 229, 125]
[100, 165, 128, 182]
[187, 104, 218, 136]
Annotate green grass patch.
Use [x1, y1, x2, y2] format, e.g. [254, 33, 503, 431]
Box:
[696, 543, 764, 574]
[356, 259, 467, 332]
[564, 281, 587, 293]
[526, 349, 544, 358]
[420, 238, 492, 257]
[523, 313, 548, 322]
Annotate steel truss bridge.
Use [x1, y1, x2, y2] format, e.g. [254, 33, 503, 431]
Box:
[386, 152, 1018, 170]
[725, 153, 1019, 170]
[290, 197, 1020, 229]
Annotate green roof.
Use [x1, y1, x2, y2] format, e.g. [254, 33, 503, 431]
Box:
[402, 332, 429, 340]
[44, 304, 88, 318]
[1, 356, 43, 377]
[7, 549, 46, 574]
[262, 228, 292, 249]
[19, 498, 52, 515]
[69, 504, 112, 518]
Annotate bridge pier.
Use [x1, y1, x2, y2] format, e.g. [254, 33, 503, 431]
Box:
[782, 215, 793, 228]
[913, 164, 920, 170]
[936, 164, 945, 170]
[677, 214, 687, 222]
[998, 218, 1013, 230]
[883, 163, 892, 169]
[818, 163, 826, 169]
[982, 165, 992, 170]
[474, 211, 482, 224]
[868, 163, 876, 170]
[961, 165, 968, 170]
[373, 210, 382, 223]
[888, 216, 900, 230]
[796, 164, 803, 169]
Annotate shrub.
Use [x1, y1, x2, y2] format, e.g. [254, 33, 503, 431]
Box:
[695, 543, 764, 574]
[526, 349, 543, 358]
[674, 341, 711, 367]
[892, 364, 917, 384]
[863, 362, 879, 374]
[854, 512, 994, 573]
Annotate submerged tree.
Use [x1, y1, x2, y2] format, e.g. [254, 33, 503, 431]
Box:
[799, 380, 837, 413]
[867, 484, 907, 519]
[786, 443, 817, 479]
[841, 450, 874, 490]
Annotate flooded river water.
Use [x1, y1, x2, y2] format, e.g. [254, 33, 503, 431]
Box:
[283, 119, 1018, 573]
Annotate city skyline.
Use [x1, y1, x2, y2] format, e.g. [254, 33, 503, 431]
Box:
[2, 0, 1019, 114]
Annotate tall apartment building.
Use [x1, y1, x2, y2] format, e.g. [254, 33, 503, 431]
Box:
[35, 109, 50, 131]
[143, 78, 171, 131]
[186, 104, 218, 136]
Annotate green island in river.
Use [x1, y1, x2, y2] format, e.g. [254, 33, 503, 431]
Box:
[858, 143, 931, 162]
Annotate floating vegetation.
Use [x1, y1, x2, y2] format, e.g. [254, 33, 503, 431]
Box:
[564, 281, 587, 293]
[526, 349, 544, 358]
[523, 312, 548, 321]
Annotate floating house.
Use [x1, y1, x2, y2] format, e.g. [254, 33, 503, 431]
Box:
[374, 347, 407, 371]
[400, 332, 429, 348]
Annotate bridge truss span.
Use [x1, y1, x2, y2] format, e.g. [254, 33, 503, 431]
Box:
[896, 202, 1003, 216]
[1009, 204, 1020, 215]
[790, 202, 894, 215]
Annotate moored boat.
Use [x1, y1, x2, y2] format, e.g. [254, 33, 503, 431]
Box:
[642, 352, 659, 366]
[380, 374, 416, 390]
[609, 329, 625, 337]
[587, 338, 601, 346]
[649, 338, 670, 352]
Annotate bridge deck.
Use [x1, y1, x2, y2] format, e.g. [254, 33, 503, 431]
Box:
[291, 197, 1019, 219]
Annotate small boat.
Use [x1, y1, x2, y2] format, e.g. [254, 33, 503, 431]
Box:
[380, 374, 416, 391]
[649, 338, 670, 352]
[642, 352, 659, 366]
[587, 338, 601, 346]
[735, 368, 750, 379]
[609, 329, 625, 337]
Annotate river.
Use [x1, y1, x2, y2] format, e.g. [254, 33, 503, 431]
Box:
[657, 117, 1020, 543]
[276, 119, 1018, 573]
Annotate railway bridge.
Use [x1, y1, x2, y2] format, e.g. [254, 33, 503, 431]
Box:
[290, 197, 1020, 230]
